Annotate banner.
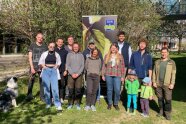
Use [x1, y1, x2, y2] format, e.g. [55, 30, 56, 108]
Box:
[82, 15, 118, 57]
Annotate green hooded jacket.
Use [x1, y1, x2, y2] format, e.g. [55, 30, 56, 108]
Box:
[125, 79, 139, 94]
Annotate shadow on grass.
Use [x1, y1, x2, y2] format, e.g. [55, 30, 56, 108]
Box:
[0, 95, 61, 124]
[171, 57, 186, 102]
[0, 77, 61, 124]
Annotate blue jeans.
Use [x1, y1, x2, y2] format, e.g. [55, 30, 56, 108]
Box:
[42, 68, 61, 107]
[127, 94, 137, 109]
[96, 83, 101, 101]
[105, 76, 121, 105]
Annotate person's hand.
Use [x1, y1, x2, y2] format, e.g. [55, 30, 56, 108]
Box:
[121, 77, 124, 82]
[31, 67, 36, 74]
[54, 65, 58, 69]
[125, 77, 128, 81]
[153, 83, 157, 88]
[72, 74, 78, 79]
[149, 96, 153, 100]
[102, 76, 105, 81]
[63, 70, 67, 76]
[72, 74, 76, 79]
[74, 74, 79, 78]
[169, 84, 174, 90]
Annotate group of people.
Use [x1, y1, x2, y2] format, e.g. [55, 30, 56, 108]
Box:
[25, 31, 176, 120]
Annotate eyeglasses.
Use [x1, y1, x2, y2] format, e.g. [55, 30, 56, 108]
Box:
[49, 46, 55, 48]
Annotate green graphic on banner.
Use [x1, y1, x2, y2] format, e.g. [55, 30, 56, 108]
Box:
[82, 15, 118, 57]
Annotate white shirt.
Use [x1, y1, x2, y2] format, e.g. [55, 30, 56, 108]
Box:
[38, 51, 61, 79]
[118, 42, 132, 63]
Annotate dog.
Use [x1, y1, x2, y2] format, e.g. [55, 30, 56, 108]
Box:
[0, 77, 18, 112]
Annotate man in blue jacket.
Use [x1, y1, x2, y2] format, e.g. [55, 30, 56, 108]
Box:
[129, 38, 152, 84]
[129, 38, 152, 112]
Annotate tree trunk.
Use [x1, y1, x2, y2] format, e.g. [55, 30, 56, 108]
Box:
[178, 36, 182, 54]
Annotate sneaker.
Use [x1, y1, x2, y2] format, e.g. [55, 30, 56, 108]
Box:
[91, 105, 96, 111]
[143, 114, 149, 118]
[76, 104, 81, 110]
[56, 106, 62, 111]
[113, 105, 120, 111]
[131, 110, 136, 116]
[141, 113, 145, 116]
[67, 105, 73, 110]
[60, 98, 64, 104]
[46, 105, 51, 109]
[84, 106, 91, 111]
[126, 108, 130, 114]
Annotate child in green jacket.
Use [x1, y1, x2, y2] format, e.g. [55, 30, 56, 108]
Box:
[140, 77, 153, 117]
[125, 70, 139, 115]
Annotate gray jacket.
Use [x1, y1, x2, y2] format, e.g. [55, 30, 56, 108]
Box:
[66, 52, 84, 75]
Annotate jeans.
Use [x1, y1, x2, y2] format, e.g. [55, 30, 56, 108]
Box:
[42, 68, 61, 107]
[27, 69, 44, 100]
[105, 76, 121, 105]
[127, 94, 137, 109]
[86, 74, 100, 106]
[96, 83, 101, 101]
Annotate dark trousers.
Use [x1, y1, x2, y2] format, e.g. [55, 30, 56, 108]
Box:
[86, 74, 100, 106]
[27, 70, 44, 100]
[58, 73, 66, 99]
[140, 98, 149, 115]
[137, 78, 143, 111]
[155, 85, 172, 115]
[68, 75, 83, 105]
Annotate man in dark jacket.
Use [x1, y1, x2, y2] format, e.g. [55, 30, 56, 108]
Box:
[129, 38, 152, 83]
[117, 31, 132, 78]
[55, 37, 68, 103]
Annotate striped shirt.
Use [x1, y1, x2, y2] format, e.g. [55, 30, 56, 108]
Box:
[102, 54, 125, 78]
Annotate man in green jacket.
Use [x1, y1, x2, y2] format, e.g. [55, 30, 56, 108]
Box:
[153, 47, 176, 120]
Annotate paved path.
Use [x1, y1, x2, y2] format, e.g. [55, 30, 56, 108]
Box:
[0, 54, 29, 82]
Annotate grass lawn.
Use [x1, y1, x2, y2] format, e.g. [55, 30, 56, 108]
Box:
[0, 53, 186, 124]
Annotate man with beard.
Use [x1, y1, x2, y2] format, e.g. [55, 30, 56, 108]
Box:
[129, 38, 152, 84]
[153, 47, 176, 120]
[55, 37, 68, 103]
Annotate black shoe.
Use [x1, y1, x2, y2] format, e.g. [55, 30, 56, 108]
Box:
[107, 105, 112, 110]
[25, 95, 33, 101]
[114, 105, 120, 111]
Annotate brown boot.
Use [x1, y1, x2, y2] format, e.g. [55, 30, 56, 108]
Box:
[156, 109, 163, 117]
[165, 111, 171, 120]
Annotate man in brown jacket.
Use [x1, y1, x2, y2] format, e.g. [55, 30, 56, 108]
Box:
[153, 47, 176, 120]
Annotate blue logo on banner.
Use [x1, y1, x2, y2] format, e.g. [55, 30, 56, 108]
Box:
[104, 20, 115, 31]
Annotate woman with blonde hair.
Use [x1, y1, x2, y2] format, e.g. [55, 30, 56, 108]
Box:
[102, 42, 125, 110]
